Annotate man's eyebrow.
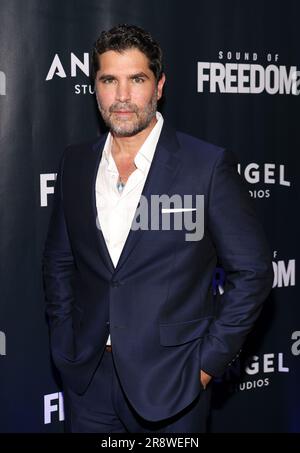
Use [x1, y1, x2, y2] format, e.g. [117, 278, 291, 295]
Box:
[98, 72, 150, 80]
[129, 72, 150, 79]
[98, 74, 115, 80]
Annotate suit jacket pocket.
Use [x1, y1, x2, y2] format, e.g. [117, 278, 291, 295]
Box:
[159, 316, 214, 346]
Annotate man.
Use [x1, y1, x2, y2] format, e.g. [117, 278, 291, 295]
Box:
[43, 24, 273, 433]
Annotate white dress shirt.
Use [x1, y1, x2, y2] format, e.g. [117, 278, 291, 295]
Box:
[95, 112, 164, 345]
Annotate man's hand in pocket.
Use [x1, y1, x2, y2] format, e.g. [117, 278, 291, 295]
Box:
[200, 369, 212, 389]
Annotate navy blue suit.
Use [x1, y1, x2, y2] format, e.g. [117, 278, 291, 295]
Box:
[43, 123, 273, 424]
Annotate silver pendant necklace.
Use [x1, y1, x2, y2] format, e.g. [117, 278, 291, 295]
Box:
[116, 176, 126, 193]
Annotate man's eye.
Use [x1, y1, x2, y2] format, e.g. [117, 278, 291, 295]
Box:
[101, 78, 115, 84]
[132, 77, 144, 83]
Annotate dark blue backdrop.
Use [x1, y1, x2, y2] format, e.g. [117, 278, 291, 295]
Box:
[0, 0, 299, 433]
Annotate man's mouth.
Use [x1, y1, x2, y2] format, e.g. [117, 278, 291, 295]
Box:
[111, 110, 136, 119]
[113, 110, 134, 114]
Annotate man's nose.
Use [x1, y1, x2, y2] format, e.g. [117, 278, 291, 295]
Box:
[116, 81, 131, 102]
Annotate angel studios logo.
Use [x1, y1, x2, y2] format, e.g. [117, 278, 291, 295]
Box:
[223, 330, 299, 393]
[237, 161, 291, 199]
[234, 328, 300, 392]
[45, 52, 94, 95]
[197, 51, 300, 95]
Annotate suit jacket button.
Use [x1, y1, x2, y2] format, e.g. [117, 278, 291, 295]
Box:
[111, 280, 121, 287]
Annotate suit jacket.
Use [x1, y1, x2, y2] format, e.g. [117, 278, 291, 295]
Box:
[43, 122, 273, 422]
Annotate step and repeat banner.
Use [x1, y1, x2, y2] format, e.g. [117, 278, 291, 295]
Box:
[0, 0, 299, 433]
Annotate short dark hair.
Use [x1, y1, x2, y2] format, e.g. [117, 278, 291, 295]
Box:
[91, 24, 164, 82]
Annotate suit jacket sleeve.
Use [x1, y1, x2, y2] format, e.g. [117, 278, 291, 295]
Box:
[200, 149, 273, 377]
[43, 147, 75, 331]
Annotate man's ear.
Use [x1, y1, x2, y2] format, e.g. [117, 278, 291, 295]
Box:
[157, 73, 166, 100]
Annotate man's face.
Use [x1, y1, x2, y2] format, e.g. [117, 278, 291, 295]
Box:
[94, 48, 165, 137]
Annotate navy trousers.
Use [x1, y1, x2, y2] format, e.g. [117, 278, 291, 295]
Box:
[63, 349, 211, 433]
